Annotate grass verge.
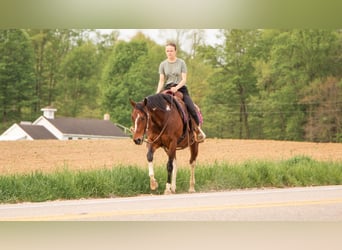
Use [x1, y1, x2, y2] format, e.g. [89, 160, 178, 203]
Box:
[0, 156, 341, 203]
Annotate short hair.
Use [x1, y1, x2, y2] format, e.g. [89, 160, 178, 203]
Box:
[166, 42, 177, 51]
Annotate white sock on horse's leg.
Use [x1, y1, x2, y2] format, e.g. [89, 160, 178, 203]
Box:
[189, 161, 196, 193]
[149, 162, 158, 190]
[148, 162, 154, 176]
[171, 159, 177, 193]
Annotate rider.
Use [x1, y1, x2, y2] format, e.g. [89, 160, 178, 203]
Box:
[156, 42, 206, 142]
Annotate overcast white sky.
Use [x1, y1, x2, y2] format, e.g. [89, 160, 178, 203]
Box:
[97, 29, 223, 52]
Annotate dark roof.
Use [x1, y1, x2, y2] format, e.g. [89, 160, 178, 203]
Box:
[47, 117, 128, 137]
[18, 124, 58, 140]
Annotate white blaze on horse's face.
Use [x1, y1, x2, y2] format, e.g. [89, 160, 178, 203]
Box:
[132, 109, 147, 145]
[132, 110, 147, 136]
[134, 113, 140, 133]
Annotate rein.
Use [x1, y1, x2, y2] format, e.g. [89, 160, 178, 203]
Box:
[144, 115, 169, 144]
[144, 101, 172, 145]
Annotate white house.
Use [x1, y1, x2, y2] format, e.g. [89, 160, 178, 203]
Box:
[0, 107, 129, 141]
[0, 122, 57, 141]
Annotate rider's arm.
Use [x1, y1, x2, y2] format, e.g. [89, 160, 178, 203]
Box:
[156, 73, 165, 93]
[170, 72, 186, 93]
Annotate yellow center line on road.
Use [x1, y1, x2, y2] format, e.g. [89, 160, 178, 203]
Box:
[3, 198, 342, 221]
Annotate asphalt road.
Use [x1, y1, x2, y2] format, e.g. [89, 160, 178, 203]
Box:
[1, 185, 342, 221]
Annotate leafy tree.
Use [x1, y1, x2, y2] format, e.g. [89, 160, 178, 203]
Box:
[57, 42, 100, 117]
[29, 29, 71, 112]
[101, 34, 164, 127]
[183, 29, 212, 107]
[200, 29, 260, 138]
[254, 29, 341, 141]
[0, 29, 35, 129]
[94, 30, 119, 69]
[42, 29, 80, 108]
[28, 29, 52, 113]
[28, 29, 99, 114]
[2, 28, 341, 142]
[301, 77, 342, 142]
[253, 30, 307, 141]
[295, 30, 340, 81]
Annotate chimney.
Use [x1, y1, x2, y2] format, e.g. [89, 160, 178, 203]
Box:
[104, 113, 110, 121]
[41, 106, 57, 119]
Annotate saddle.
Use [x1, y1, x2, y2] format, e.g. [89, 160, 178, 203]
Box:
[161, 88, 203, 144]
[162, 86, 203, 126]
[161, 89, 187, 124]
[162, 82, 184, 100]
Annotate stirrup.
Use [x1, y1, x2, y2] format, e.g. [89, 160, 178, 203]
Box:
[194, 127, 206, 143]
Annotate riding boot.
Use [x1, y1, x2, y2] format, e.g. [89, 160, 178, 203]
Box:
[194, 125, 206, 143]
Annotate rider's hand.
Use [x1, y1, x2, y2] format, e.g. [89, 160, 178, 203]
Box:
[170, 86, 178, 93]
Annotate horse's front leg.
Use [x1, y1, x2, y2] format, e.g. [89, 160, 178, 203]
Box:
[147, 144, 158, 191]
[164, 158, 174, 195]
[165, 149, 177, 195]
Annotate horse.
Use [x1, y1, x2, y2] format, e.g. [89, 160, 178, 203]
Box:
[129, 92, 199, 194]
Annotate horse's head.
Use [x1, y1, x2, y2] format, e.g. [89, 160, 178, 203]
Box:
[130, 99, 148, 145]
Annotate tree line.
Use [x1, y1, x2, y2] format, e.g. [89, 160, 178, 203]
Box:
[0, 29, 341, 142]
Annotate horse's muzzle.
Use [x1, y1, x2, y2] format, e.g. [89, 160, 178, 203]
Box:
[133, 137, 143, 145]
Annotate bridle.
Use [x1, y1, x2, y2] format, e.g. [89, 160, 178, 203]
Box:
[132, 103, 171, 145]
[145, 110, 170, 144]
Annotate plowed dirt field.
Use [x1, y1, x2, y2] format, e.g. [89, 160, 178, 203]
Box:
[1, 139, 342, 175]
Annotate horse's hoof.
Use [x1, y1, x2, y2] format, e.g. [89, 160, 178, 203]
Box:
[188, 188, 196, 193]
[150, 179, 158, 191]
[164, 183, 172, 195]
[164, 189, 172, 195]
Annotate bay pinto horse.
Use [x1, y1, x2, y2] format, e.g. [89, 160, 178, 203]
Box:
[129, 92, 199, 194]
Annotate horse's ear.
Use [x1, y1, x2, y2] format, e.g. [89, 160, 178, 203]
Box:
[129, 99, 136, 108]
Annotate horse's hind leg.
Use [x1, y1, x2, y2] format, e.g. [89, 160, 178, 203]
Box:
[147, 144, 158, 191]
[189, 161, 196, 193]
[189, 142, 199, 193]
[171, 158, 177, 193]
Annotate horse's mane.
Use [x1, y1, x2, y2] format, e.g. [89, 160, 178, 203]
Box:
[145, 94, 173, 111]
[135, 101, 145, 112]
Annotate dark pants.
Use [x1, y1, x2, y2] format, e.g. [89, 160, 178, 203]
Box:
[166, 85, 200, 126]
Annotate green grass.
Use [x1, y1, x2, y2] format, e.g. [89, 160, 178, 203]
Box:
[0, 156, 342, 203]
